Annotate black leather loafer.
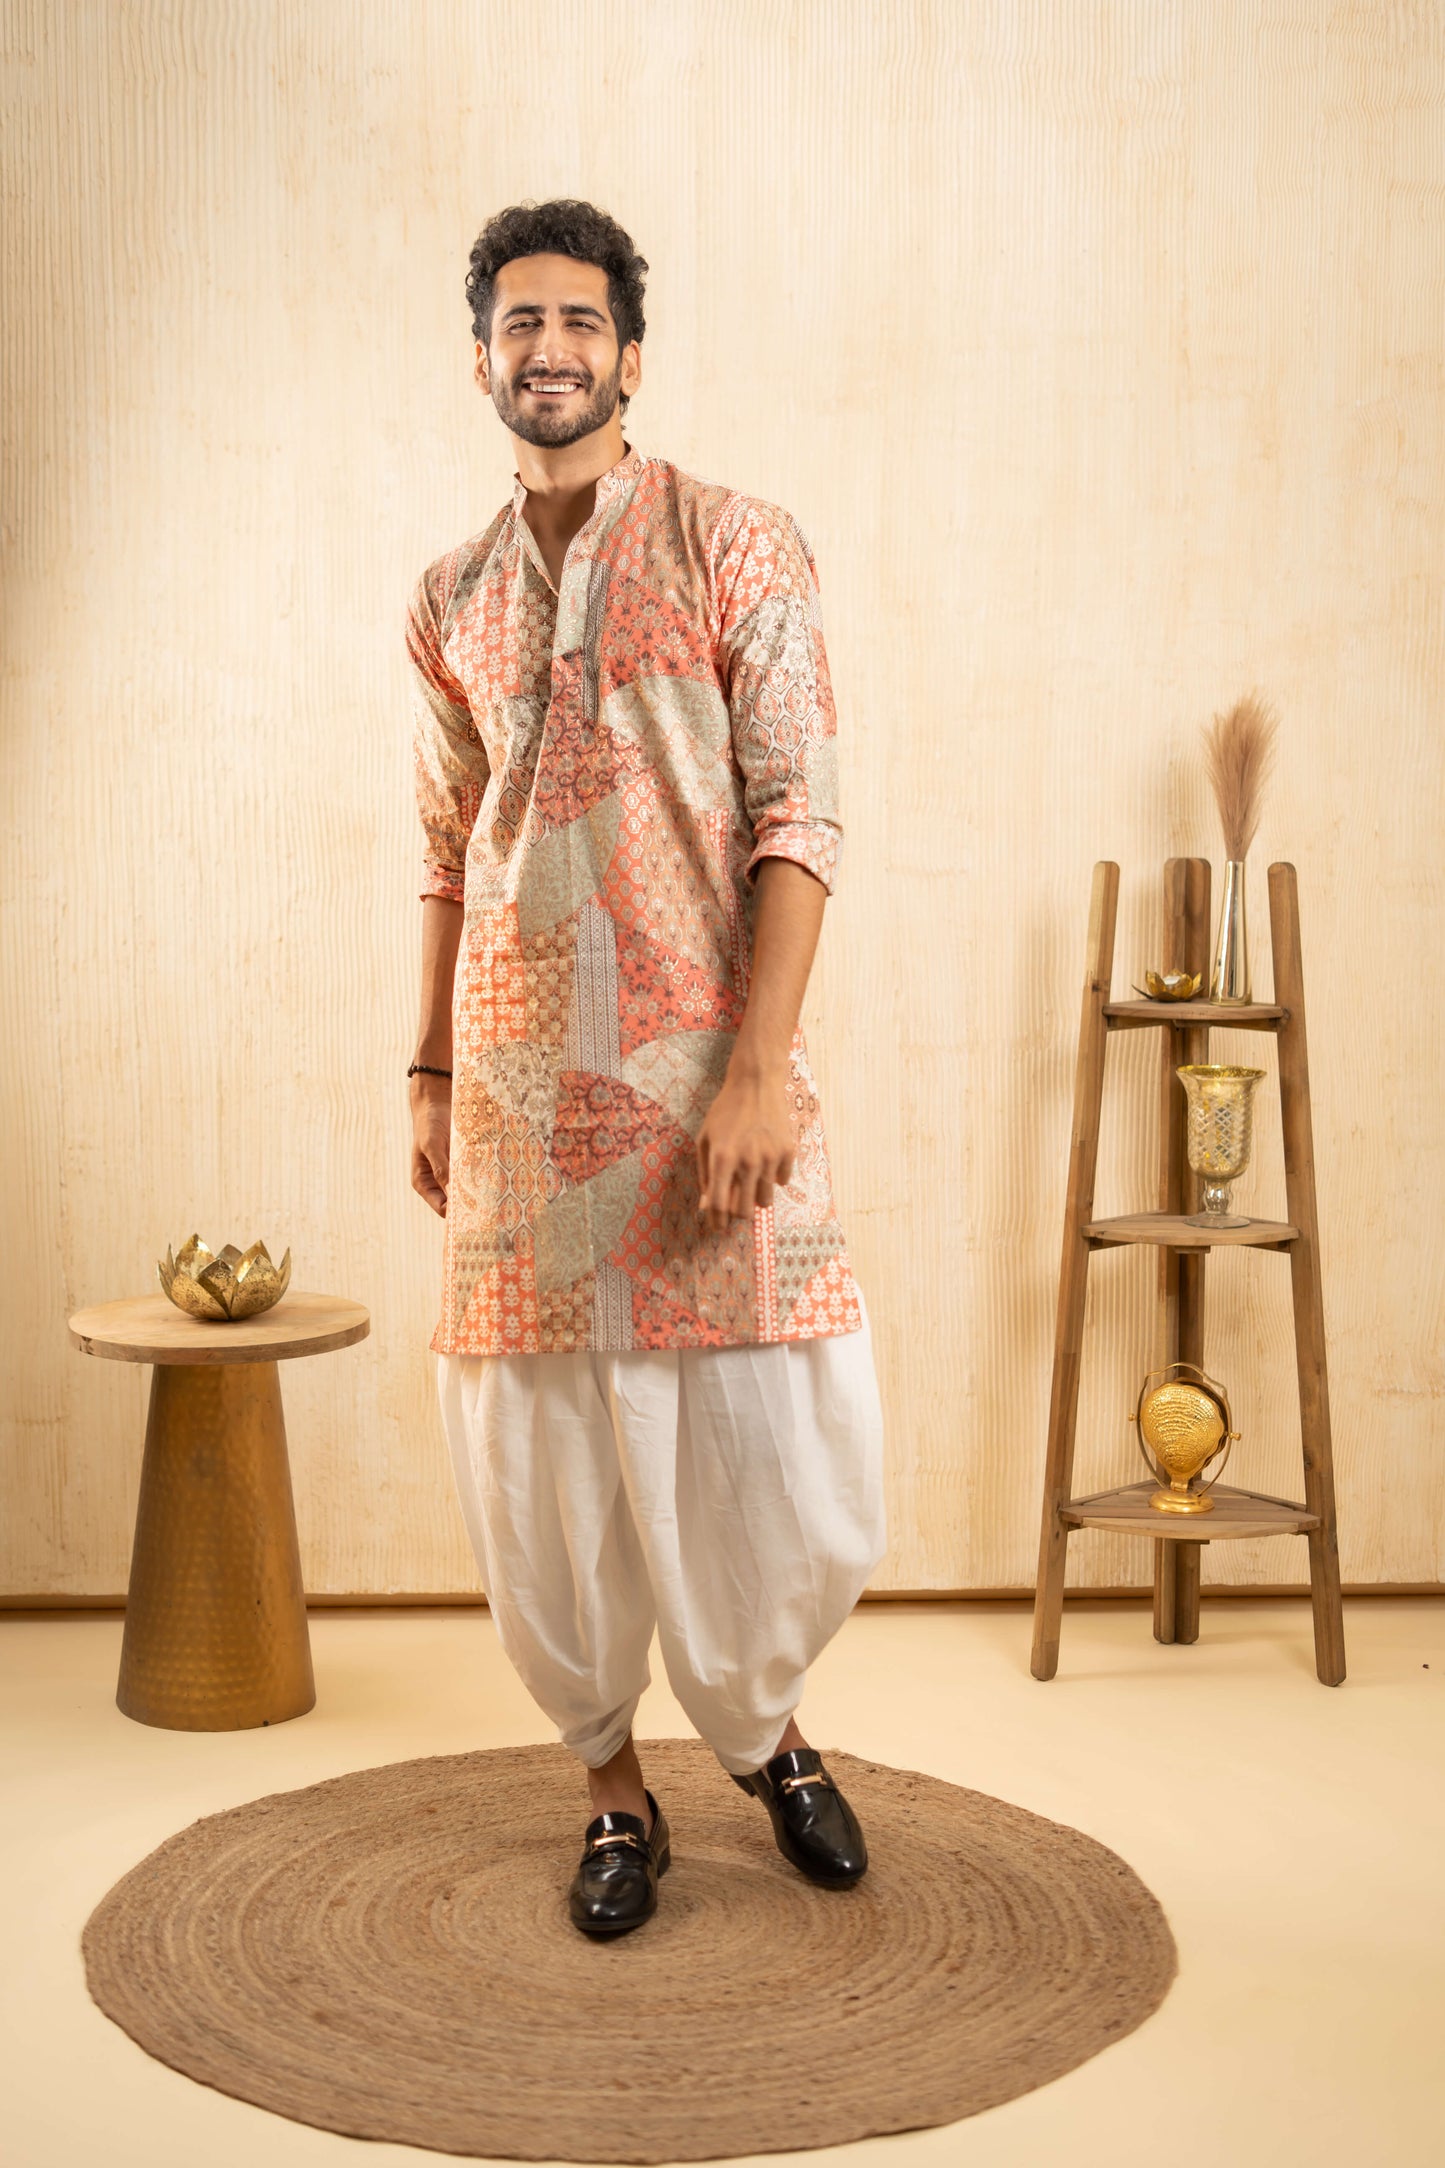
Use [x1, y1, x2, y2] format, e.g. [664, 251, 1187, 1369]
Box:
[567, 1790, 670, 1936]
[732, 1747, 868, 1885]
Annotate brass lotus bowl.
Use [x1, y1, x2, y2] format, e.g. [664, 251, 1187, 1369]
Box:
[158, 1235, 292, 1321]
[1134, 969, 1202, 1001]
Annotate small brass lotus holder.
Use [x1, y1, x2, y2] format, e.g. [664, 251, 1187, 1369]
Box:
[1133, 969, 1202, 1001]
[1177, 1063, 1265, 1228]
[158, 1234, 292, 1321]
[1130, 1362, 1240, 1515]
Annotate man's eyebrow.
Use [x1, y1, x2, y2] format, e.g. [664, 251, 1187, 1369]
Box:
[499, 300, 609, 322]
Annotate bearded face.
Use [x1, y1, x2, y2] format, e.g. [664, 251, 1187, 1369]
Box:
[489, 348, 627, 450]
[480, 254, 640, 452]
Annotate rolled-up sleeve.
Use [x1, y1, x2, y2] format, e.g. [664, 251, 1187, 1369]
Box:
[714, 499, 844, 895]
[407, 566, 489, 905]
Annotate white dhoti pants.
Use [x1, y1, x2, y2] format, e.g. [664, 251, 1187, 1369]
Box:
[436, 1285, 887, 1776]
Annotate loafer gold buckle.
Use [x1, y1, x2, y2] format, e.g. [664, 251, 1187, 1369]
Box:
[586, 1828, 648, 1856]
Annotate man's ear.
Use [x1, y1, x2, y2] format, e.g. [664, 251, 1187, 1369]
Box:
[474, 338, 492, 398]
[620, 341, 642, 400]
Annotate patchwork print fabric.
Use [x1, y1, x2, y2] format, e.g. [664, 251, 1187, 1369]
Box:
[408, 448, 862, 1354]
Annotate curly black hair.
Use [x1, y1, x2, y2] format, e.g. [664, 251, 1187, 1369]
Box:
[466, 198, 648, 373]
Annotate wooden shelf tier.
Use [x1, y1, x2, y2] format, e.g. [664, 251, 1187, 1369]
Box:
[1060, 1481, 1319, 1543]
[1085, 1212, 1298, 1251]
[1104, 1000, 1286, 1031]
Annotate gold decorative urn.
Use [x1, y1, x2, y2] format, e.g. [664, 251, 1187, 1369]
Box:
[158, 1235, 292, 1321]
[1177, 1063, 1266, 1228]
[1131, 1362, 1240, 1515]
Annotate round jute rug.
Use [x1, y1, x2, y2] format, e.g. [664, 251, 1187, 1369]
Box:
[83, 1739, 1175, 2162]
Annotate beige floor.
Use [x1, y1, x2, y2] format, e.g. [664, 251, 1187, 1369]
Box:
[3, 1599, 1442, 2168]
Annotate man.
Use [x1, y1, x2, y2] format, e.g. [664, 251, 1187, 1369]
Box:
[406, 198, 886, 1936]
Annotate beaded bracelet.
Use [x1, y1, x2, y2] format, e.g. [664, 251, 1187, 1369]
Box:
[407, 1062, 453, 1079]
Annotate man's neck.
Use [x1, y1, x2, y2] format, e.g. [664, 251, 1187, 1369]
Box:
[512, 417, 626, 504]
[511, 421, 628, 590]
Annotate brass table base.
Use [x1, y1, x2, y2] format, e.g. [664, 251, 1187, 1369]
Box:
[118, 1362, 315, 1730]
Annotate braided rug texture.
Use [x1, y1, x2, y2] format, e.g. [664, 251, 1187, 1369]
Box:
[83, 1739, 1175, 2162]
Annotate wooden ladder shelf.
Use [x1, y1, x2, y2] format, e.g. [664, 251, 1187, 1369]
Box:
[1030, 858, 1345, 1685]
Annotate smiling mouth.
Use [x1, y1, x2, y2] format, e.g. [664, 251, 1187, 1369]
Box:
[521, 377, 586, 395]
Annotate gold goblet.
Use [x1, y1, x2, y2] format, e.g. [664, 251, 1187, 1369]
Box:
[1131, 1363, 1240, 1515]
[1177, 1063, 1265, 1229]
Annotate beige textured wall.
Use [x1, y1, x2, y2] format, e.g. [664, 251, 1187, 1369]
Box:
[4, 1, 1442, 1596]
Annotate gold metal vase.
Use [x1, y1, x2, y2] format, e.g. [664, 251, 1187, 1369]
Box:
[1178, 1064, 1265, 1228]
[1209, 859, 1251, 1002]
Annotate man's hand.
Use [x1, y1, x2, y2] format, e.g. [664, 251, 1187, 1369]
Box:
[695, 858, 826, 1233]
[410, 1075, 452, 1217]
[695, 1063, 795, 1234]
[410, 897, 462, 1218]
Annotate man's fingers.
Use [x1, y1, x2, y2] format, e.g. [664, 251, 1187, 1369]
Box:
[702, 1147, 735, 1218]
[412, 1145, 449, 1219]
[705, 1175, 735, 1232]
[697, 1144, 792, 1231]
[696, 1129, 791, 1229]
[733, 1160, 762, 1220]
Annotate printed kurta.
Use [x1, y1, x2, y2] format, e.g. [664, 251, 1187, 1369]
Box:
[408, 447, 863, 1356]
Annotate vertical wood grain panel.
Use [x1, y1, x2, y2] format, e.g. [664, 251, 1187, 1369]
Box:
[3, 0, 1442, 1593]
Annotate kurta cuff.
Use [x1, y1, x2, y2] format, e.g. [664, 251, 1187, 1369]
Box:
[420, 867, 467, 904]
[745, 821, 842, 895]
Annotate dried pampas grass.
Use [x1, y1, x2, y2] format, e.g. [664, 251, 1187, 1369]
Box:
[1202, 694, 1278, 861]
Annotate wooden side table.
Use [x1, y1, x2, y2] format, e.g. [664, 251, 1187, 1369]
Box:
[68, 1292, 370, 1730]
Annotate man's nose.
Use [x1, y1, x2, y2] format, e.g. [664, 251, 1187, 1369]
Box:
[524, 344, 574, 377]
[522, 345, 583, 381]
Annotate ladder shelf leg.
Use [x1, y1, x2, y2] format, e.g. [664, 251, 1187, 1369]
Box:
[1174, 1541, 1203, 1644]
[1032, 862, 1119, 1680]
[1154, 858, 1211, 1647]
[1152, 1540, 1178, 1642]
[1269, 863, 1346, 1685]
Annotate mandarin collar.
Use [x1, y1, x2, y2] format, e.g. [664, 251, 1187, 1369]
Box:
[509, 443, 643, 522]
